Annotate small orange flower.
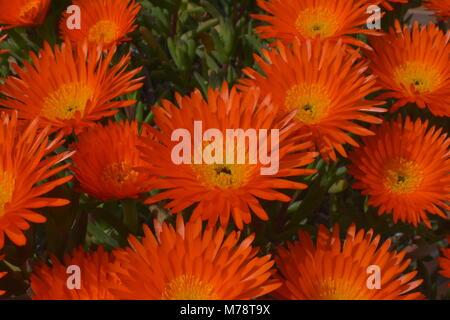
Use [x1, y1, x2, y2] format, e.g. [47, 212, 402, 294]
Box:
[30, 247, 119, 300]
[110, 215, 281, 300]
[0, 41, 143, 134]
[275, 224, 424, 300]
[71, 120, 153, 201]
[424, 0, 450, 20]
[239, 40, 385, 162]
[0, 0, 50, 29]
[0, 112, 73, 249]
[60, 0, 141, 48]
[253, 0, 382, 49]
[439, 237, 450, 288]
[348, 117, 450, 228]
[140, 83, 317, 229]
[366, 21, 450, 117]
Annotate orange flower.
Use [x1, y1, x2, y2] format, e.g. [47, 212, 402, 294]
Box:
[71, 120, 153, 201]
[0, 112, 73, 249]
[140, 83, 317, 229]
[31, 247, 119, 300]
[60, 0, 141, 48]
[110, 215, 281, 300]
[366, 21, 450, 117]
[424, 0, 450, 20]
[0, 0, 50, 29]
[239, 40, 384, 162]
[348, 117, 450, 228]
[439, 237, 450, 288]
[275, 224, 424, 300]
[0, 41, 143, 134]
[253, 0, 382, 49]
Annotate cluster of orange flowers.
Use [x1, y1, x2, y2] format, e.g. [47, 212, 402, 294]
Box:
[0, 0, 449, 300]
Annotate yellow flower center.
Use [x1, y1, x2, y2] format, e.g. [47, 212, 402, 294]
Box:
[88, 20, 120, 44]
[285, 83, 330, 124]
[384, 158, 424, 194]
[394, 61, 441, 94]
[0, 171, 15, 217]
[19, 1, 40, 20]
[161, 275, 217, 300]
[41, 82, 93, 121]
[316, 279, 365, 300]
[295, 7, 339, 38]
[192, 163, 249, 189]
[100, 161, 139, 189]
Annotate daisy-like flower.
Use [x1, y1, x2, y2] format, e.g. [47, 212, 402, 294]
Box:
[0, 0, 50, 29]
[423, 0, 450, 20]
[366, 21, 450, 117]
[71, 120, 153, 201]
[239, 40, 385, 162]
[60, 0, 141, 48]
[253, 0, 382, 49]
[110, 215, 281, 300]
[348, 116, 450, 228]
[0, 41, 143, 134]
[140, 83, 317, 229]
[438, 237, 450, 287]
[31, 247, 119, 300]
[0, 112, 73, 249]
[275, 224, 424, 300]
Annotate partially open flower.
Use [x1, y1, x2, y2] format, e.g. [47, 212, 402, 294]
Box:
[0, 0, 50, 29]
[110, 215, 281, 300]
[31, 247, 119, 300]
[71, 120, 153, 201]
[275, 224, 424, 300]
[0, 112, 73, 249]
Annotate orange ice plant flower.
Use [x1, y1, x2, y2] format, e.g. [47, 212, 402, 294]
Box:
[366, 21, 450, 117]
[110, 215, 281, 300]
[0, 41, 143, 134]
[439, 237, 450, 288]
[348, 116, 450, 228]
[60, 0, 141, 48]
[275, 224, 424, 300]
[239, 40, 385, 162]
[0, 0, 50, 29]
[71, 120, 153, 201]
[140, 83, 317, 229]
[0, 112, 73, 249]
[253, 0, 382, 50]
[423, 0, 450, 20]
[31, 247, 120, 300]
